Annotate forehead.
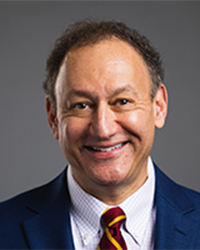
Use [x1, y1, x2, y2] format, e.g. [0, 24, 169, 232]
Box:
[55, 38, 151, 96]
[67, 38, 147, 72]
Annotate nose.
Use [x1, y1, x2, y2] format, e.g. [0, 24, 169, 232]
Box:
[90, 103, 117, 140]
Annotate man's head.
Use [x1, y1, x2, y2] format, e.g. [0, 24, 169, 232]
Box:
[43, 20, 164, 109]
[45, 20, 168, 204]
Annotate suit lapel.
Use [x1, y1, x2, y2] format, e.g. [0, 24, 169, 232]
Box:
[21, 164, 200, 249]
[154, 165, 199, 249]
[22, 167, 75, 250]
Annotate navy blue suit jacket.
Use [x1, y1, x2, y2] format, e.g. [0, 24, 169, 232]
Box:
[1, 164, 200, 249]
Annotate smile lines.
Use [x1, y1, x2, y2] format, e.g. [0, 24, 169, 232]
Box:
[86, 142, 127, 152]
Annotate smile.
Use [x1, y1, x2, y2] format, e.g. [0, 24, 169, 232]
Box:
[86, 142, 127, 152]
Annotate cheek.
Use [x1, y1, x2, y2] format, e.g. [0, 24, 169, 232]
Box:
[59, 118, 88, 146]
[118, 110, 154, 140]
[119, 112, 145, 133]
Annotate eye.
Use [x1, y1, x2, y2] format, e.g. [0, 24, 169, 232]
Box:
[74, 102, 88, 109]
[117, 99, 130, 105]
[67, 99, 95, 117]
[111, 97, 134, 112]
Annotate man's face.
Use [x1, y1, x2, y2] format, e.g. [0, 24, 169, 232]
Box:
[47, 38, 167, 202]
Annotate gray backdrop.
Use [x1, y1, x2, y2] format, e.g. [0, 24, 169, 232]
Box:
[1, 1, 200, 202]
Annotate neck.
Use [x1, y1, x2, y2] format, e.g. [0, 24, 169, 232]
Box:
[74, 172, 148, 205]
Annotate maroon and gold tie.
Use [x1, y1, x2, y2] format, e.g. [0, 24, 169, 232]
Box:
[97, 207, 127, 250]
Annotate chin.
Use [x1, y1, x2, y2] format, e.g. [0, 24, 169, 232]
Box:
[92, 168, 128, 186]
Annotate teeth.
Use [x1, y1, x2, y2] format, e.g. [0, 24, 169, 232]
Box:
[91, 143, 124, 152]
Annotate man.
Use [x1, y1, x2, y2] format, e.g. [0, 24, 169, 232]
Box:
[1, 20, 200, 250]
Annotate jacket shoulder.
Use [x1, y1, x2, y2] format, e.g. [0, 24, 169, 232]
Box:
[0, 167, 68, 225]
[155, 163, 200, 216]
[0, 168, 69, 249]
[181, 185, 200, 209]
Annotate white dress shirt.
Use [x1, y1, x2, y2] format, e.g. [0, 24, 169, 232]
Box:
[67, 157, 156, 250]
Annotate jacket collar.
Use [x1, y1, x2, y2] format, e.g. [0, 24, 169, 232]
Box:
[154, 163, 198, 249]
[22, 164, 199, 250]
[22, 167, 75, 250]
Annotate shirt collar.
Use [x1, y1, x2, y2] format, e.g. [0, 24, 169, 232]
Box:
[67, 166, 107, 246]
[67, 156, 155, 246]
[119, 157, 155, 245]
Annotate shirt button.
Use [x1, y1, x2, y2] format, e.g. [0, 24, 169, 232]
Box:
[84, 233, 90, 240]
[134, 231, 140, 238]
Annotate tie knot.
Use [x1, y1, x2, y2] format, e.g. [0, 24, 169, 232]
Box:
[101, 207, 126, 229]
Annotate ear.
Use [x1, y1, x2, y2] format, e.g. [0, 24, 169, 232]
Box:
[45, 96, 59, 139]
[153, 84, 168, 129]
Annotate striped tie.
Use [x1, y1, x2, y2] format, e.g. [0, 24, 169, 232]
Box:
[97, 207, 127, 250]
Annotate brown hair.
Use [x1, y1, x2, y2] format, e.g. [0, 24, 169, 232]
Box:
[43, 19, 164, 108]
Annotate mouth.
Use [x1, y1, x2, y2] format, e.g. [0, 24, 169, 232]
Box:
[85, 142, 128, 152]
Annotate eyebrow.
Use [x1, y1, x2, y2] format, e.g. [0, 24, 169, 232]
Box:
[67, 89, 96, 100]
[66, 84, 139, 100]
[109, 85, 139, 97]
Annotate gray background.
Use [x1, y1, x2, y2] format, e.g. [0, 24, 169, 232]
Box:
[0, 1, 200, 202]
